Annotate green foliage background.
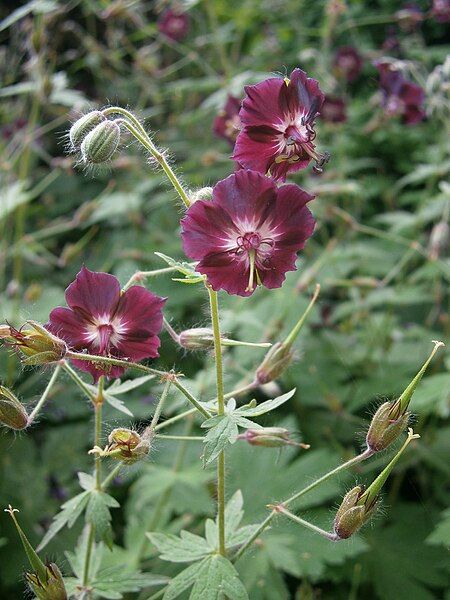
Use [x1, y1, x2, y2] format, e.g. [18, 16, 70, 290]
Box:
[0, 0, 449, 598]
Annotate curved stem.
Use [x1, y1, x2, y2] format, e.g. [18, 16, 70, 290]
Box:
[233, 448, 373, 561]
[102, 107, 190, 208]
[27, 365, 61, 424]
[208, 286, 226, 556]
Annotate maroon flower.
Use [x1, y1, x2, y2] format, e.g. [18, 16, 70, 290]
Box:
[431, 0, 450, 22]
[157, 9, 189, 41]
[375, 60, 425, 125]
[181, 170, 315, 297]
[334, 47, 363, 82]
[321, 96, 347, 123]
[213, 95, 242, 146]
[46, 267, 165, 381]
[233, 69, 325, 180]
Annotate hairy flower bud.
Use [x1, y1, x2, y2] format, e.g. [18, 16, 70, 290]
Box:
[0, 386, 28, 430]
[26, 563, 67, 600]
[179, 327, 215, 350]
[237, 427, 310, 449]
[106, 427, 151, 464]
[256, 342, 294, 384]
[333, 485, 375, 539]
[0, 321, 67, 365]
[190, 187, 213, 203]
[80, 120, 121, 164]
[69, 111, 105, 150]
[366, 401, 410, 452]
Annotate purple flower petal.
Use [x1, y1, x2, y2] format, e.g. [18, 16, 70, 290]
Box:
[65, 266, 121, 319]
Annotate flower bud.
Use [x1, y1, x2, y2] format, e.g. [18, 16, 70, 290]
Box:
[366, 401, 410, 452]
[0, 386, 28, 430]
[333, 485, 374, 539]
[26, 563, 67, 600]
[80, 120, 121, 164]
[69, 111, 105, 150]
[190, 187, 213, 203]
[237, 427, 310, 449]
[179, 327, 215, 350]
[106, 427, 151, 464]
[0, 321, 67, 365]
[256, 342, 294, 384]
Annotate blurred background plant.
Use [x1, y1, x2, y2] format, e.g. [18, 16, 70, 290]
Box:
[0, 0, 449, 598]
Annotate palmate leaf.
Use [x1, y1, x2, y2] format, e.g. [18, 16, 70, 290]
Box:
[427, 508, 450, 546]
[163, 555, 248, 600]
[91, 568, 168, 599]
[87, 375, 156, 416]
[37, 490, 91, 551]
[201, 391, 295, 467]
[86, 491, 120, 549]
[147, 531, 212, 563]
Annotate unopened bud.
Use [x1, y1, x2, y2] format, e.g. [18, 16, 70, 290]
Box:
[80, 120, 121, 164]
[366, 401, 409, 452]
[237, 427, 309, 449]
[106, 427, 151, 464]
[333, 485, 374, 539]
[0, 321, 67, 365]
[256, 342, 294, 384]
[190, 187, 213, 203]
[428, 221, 449, 260]
[179, 328, 215, 350]
[0, 386, 28, 430]
[69, 111, 105, 150]
[26, 563, 67, 600]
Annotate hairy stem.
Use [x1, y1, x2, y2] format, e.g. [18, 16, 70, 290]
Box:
[27, 365, 61, 424]
[233, 448, 373, 561]
[208, 286, 226, 556]
[102, 107, 190, 208]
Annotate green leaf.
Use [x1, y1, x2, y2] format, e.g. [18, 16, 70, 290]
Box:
[78, 472, 96, 491]
[107, 375, 156, 394]
[189, 555, 249, 600]
[92, 568, 168, 599]
[236, 389, 296, 417]
[147, 531, 212, 563]
[86, 491, 119, 549]
[37, 491, 90, 551]
[155, 252, 199, 277]
[163, 560, 205, 599]
[426, 508, 450, 546]
[201, 415, 240, 466]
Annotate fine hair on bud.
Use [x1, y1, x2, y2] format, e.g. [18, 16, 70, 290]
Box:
[80, 120, 121, 165]
[68, 110, 106, 151]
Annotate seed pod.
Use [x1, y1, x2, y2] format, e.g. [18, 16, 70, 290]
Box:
[0, 321, 67, 365]
[26, 563, 68, 600]
[366, 401, 410, 452]
[106, 427, 151, 464]
[333, 486, 373, 539]
[69, 111, 106, 150]
[0, 386, 28, 430]
[80, 120, 121, 164]
[256, 342, 294, 384]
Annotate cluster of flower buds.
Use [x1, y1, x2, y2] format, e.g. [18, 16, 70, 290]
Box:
[255, 285, 320, 384]
[91, 427, 152, 464]
[334, 429, 420, 539]
[366, 340, 444, 453]
[237, 427, 310, 449]
[0, 385, 28, 430]
[4, 506, 67, 599]
[0, 321, 67, 366]
[69, 110, 121, 165]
